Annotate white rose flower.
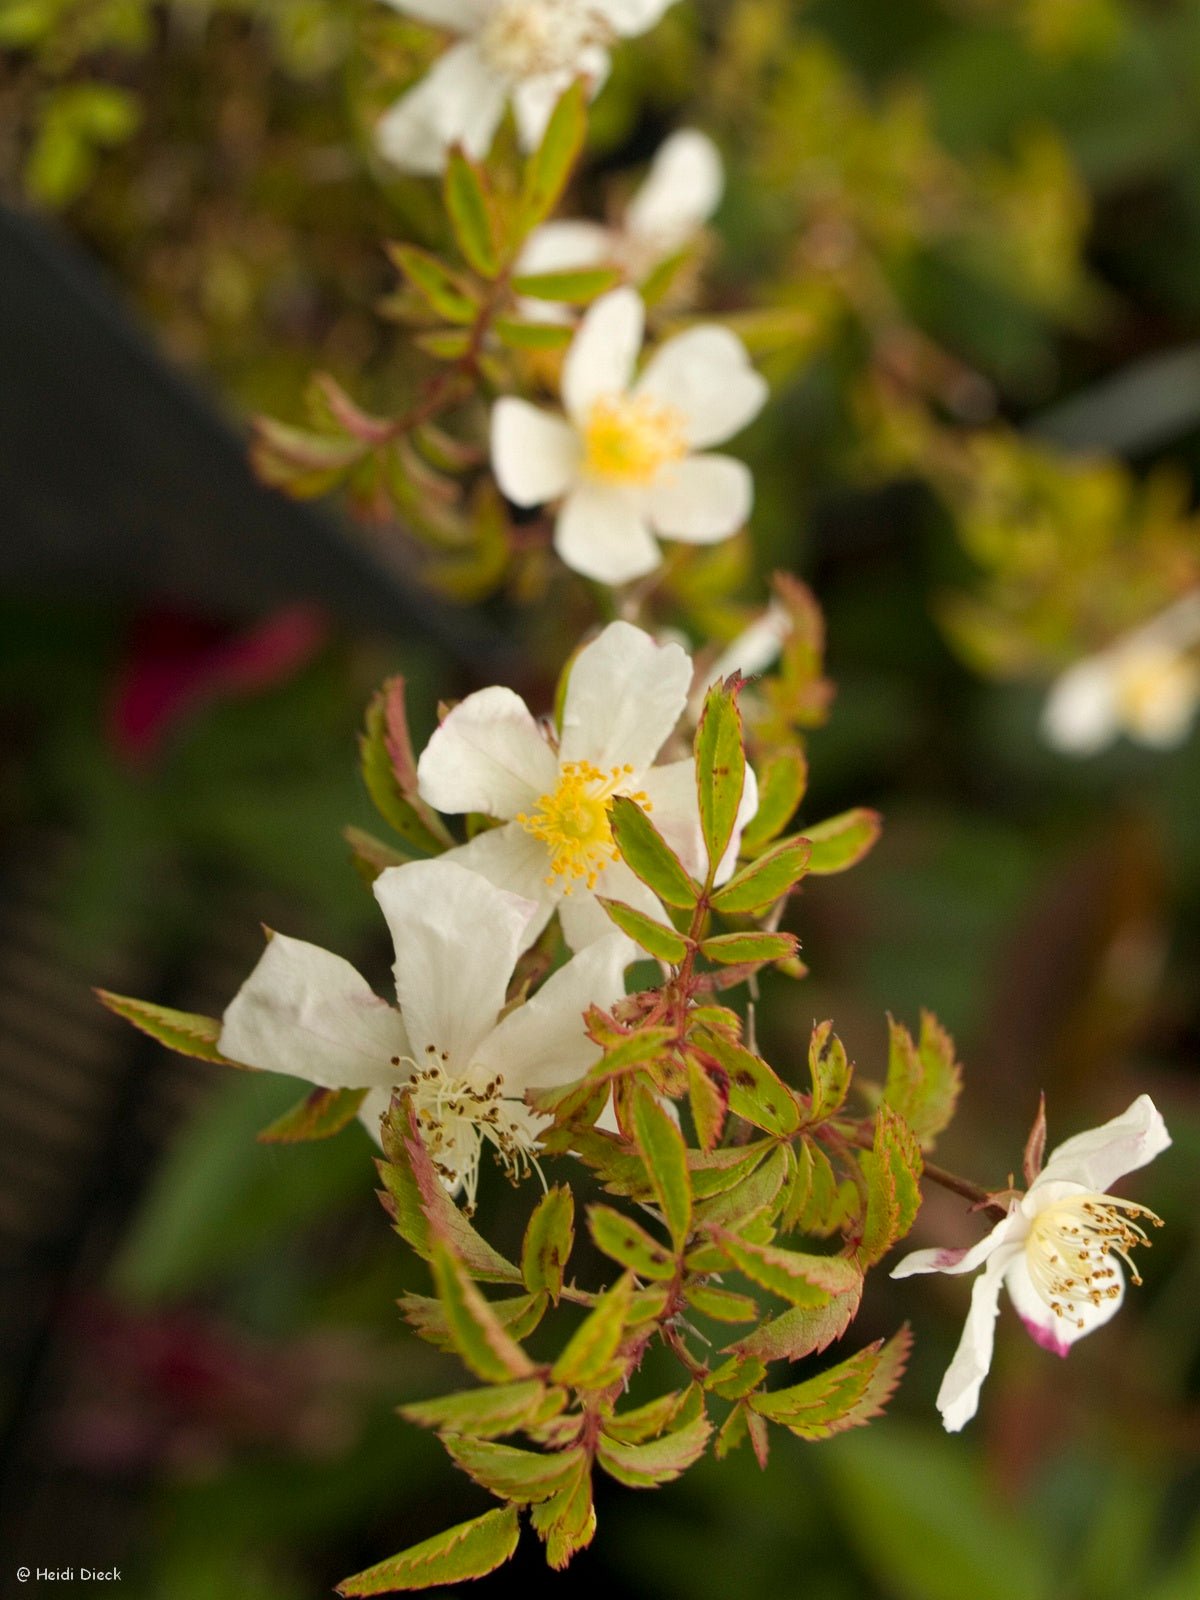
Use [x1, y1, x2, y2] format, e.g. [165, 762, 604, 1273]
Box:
[491, 287, 767, 584]
[892, 1095, 1170, 1432]
[1042, 591, 1200, 756]
[516, 128, 724, 310]
[376, 0, 677, 175]
[218, 858, 628, 1209]
[416, 619, 758, 953]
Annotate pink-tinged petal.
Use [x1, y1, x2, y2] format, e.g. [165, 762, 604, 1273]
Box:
[635, 326, 767, 449]
[375, 41, 506, 174]
[936, 1241, 1023, 1432]
[438, 823, 558, 951]
[374, 860, 536, 1067]
[559, 620, 692, 772]
[645, 453, 752, 543]
[562, 288, 644, 425]
[891, 1209, 1024, 1279]
[554, 482, 661, 585]
[473, 933, 628, 1090]
[1040, 657, 1118, 756]
[491, 399, 581, 507]
[590, 0, 676, 35]
[627, 129, 723, 250]
[1003, 1250, 1125, 1353]
[417, 684, 558, 819]
[1036, 1094, 1171, 1194]
[219, 933, 409, 1091]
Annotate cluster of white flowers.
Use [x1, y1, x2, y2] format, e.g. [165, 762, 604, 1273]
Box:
[1042, 591, 1200, 756]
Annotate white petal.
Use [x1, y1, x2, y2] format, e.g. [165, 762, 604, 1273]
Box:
[358, 1086, 393, 1147]
[1040, 657, 1118, 756]
[590, 0, 676, 36]
[557, 858, 661, 954]
[417, 684, 558, 819]
[645, 453, 752, 542]
[517, 219, 614, 276]
[554, 482, 661, 585]
[637, 757, 703, 877]
[1004, 1249, 1124, 1355]
[375, 41, 506, 175]
[380, 0, 489, 28]
[626, 128, 723, 249]
[491, 399, 581, 507]
[374, 860, 535, 1067]
[891, 1209, 1025, 1279]
[472, 934, 628, 1089]
[636, 326, 767, 448]
[562, 287, 644, 424]
[512, 58, 608, 149]
[1035, 1093, 1171, 1194]
[438, 823, 558, 951]
[219, 933, 409, 1091]
[559, 619, 692, 771]
[935, 1241, 1023, 1432]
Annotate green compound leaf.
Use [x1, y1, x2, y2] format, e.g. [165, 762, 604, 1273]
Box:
[444, 147, 500, 276]
[882, 1011, 963, 1152]
[708, 1229, 862, 1307]
[601, 1389, 688, 1445]
[597, 1409, 711, 1487]
[807, 1019, 852, 1124]
[400, 1290, 547, 1352]
[551, 1272, 635, 1389]
[588, 1204, 676, 1281]
[740, 747, 808, 853]
[692, 1145, 790, 1230]
[258, 1086, 368, 1143]
[95, 991, 240, 1066]
[609, 794, 701, 909]
[522, 1185, 575, 1302]
[337, 1505, 519, 1595]
[747, 1325, 912, 1439]
[632, 1085, 692, 1248]
[520, 78, 588, 231]
[511, 266, 621, 303]
[597, 897, 691, 963]
[803, 807, 882, 875]
[686, 1053, 729, 1152]
[709, 834, 811, 915]
[360, 685, 450, 855]
[700, 930, 799, 966]
[857, 1104, 924, 1268]
[493, 317, 573, 351]
[530, 1454, 596, 1570]
[443, 1437, 584, 1504]
[692, 1030, 801, 1137]
[694, 677, 748, 880]
[430, 1238, 537, 1383]
[378, 1098, 523, 1283]
[400, 1378, 564, 1439]
[723, 1280, 863, 1364]
[388, 243, 479, 324]
[686, 1283, 759, 1324]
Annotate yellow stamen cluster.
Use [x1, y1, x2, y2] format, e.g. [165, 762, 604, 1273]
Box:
[405, 1045, 542, 1215]
[583, 394, 688, 486]
[1025, 1192, 1163, 1329]
[516, 760, 650, 893]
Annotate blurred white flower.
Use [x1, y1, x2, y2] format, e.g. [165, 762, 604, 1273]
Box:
[218, 858, 628, 1208]
[517, 127, 724, 308]
[686, 598, 793, 721]
[893, 1095, 1169, 1432]
[376, 0, 677, 175]
[1042, 591, 1200, 756]
[492, 287, 767, 584]
[416, 619, 757, 952]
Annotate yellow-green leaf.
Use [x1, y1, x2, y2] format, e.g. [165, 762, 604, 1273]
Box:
[588, 1204, 676, 1280]
[804, 808, 882, 874]
[444, 147, 499, 276]
[710, 835, 811, 914]
[336, 1505, 519, 1595]
[633, 1086, 691, 1248]
[94, 992, 239, 1066]
[522, 1185, 575, 1302]
[694, 678, 747, 880]
[598, 897, 690, 964]
[609, 794, 700, 909]
[258, 1086, 367, 1142]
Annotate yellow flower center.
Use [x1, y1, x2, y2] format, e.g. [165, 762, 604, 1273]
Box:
[1025, 1192, 1162, 1329]
[516, 760, 650, 892]
[1113, 646, 1200, 739]
[582, 394, 688, 485]
[479, 0, 604, 80]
